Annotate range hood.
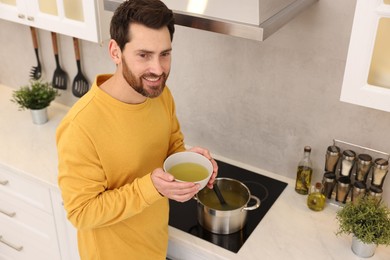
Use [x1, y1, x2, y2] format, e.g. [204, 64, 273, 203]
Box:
[103, 0, 318, 41]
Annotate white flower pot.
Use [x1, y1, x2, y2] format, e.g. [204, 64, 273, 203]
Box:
[30, 108, 48, 125]
[351, 236, 376, 258]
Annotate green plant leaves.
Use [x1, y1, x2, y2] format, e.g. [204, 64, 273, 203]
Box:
[11, 80, 60, 110]
[336, 196, 390, 245]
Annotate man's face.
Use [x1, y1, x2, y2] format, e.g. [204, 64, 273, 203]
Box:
[121, 23, 172, 98]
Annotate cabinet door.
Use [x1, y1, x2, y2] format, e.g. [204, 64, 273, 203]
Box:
[0, 0, 26, 24]
[0, 0, 111, 43]
[340, 0, 390, 112]
[51, 189, 79, 260]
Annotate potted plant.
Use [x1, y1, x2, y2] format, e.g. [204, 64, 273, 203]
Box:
[336, 195, 390, 258]
[11, 80, 60, 124]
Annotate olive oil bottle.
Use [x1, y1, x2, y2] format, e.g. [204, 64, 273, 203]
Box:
[295, 146, 313, 195]
[307, 182, 326, 211]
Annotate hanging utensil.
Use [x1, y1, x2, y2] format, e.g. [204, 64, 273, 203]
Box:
[29, 27, 42, 80]
[51, 32, 67, 89]
[72, 37, 89, 97]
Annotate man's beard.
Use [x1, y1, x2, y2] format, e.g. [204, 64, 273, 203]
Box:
[122, 58, 168, 98]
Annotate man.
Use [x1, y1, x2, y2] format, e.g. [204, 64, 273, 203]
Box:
[56, 0, 218, 259]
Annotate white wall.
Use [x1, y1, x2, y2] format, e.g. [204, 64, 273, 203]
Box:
[1, 0, 389, 203]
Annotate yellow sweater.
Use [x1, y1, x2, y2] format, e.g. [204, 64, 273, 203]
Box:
[56, 75, 185, 260]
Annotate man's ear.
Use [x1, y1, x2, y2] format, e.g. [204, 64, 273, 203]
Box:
[108, 39, 121, 64]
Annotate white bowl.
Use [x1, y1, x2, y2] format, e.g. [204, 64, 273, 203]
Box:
[163, 151, 213, 190]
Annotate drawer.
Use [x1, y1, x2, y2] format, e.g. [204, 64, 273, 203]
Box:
[0, 211, 60, 260]
[0, 165, 52, 213]
[0, 190, 55, 237]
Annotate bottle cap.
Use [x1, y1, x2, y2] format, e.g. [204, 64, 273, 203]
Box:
[358, 154, 372, 165]
[374, 158, 389, 170]
[327, 145, 340, 156]
[323, 172, 336, 182]
[342, 150, 356, 161]
[304, 146, 311, 152]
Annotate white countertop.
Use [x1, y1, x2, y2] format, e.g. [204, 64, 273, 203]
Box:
[1, 84, 389, 260]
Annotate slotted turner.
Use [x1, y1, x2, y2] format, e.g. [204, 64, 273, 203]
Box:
[72, 37, 89, 97]
[29, 27, 42, 80]
[51, 32, 67, 89]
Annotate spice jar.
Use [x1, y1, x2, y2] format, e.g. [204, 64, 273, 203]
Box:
[352, 181, 366, 204]
[336, 176, 351, 203]
[322, 171, 336, 199]
[355, 154, 372, 182]
[368, 185, 383, 202]
[339, 150, 356, 178]
[371, 158, 388, 187]
[325, 145, 340, 173]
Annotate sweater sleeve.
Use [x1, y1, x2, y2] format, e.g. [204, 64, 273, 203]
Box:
[165, 87, 186, 155]
[56, 121, 163, 230]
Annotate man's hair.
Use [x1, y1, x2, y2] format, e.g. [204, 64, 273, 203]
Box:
[110, 0, 175, 51]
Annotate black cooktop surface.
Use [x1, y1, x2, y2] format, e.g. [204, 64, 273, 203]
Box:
[169, 160, 287, 253]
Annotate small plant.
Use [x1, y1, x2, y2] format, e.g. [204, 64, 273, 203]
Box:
[11, 80, 60, 110]
[336, 195, 390, 246]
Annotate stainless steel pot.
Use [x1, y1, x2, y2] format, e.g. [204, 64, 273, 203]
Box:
[195, 178, 260, 234]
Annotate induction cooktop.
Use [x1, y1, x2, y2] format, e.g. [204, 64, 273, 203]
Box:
[168, 160, 288, 253]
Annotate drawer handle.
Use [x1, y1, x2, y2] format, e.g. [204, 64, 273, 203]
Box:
[0, 180, 9, 185]
[0, 235, 23, 251]
[0, 208, 16, 218]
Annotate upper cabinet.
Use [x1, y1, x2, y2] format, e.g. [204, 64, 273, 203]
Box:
[0, 0, 112, 43]
[340, 0, 390, 112]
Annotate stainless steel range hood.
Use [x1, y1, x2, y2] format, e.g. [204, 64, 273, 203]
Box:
[103, 0, 318, 41]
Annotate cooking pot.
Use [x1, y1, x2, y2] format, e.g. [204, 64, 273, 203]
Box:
[195, 178, 260, 234]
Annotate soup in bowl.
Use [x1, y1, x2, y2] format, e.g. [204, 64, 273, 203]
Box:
[163, 151, 213, 190]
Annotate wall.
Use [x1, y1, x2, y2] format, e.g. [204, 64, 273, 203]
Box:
[1, 0, 389, 203]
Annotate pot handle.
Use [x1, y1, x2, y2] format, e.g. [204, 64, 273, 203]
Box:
[243, 195, 260, 211]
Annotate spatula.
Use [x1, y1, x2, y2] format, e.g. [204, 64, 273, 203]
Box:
[29, 27, 42, 80]
[51, 32, 67, 89]
[72, 37, 89, 97]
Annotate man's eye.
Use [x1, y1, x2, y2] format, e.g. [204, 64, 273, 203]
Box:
[161, 52, 171, 57]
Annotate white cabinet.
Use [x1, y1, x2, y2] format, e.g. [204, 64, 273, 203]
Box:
[0, 0, 111, 43]
[340, 0, 390, 112]
[51, 189, 79, 260]
[0, 164, 61, 260]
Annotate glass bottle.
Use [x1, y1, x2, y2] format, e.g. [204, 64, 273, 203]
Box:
[371, 158, 388, 187]
[355, 154, 372, 182]
[295, 146, 313, 195]
[339, 150, 356, 178]
[307, 182, 326, 211]
[322, 171, 336, 199]
[324, 145, 340, 173]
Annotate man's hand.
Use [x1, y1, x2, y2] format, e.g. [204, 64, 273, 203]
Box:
[151, 168, 200, 202]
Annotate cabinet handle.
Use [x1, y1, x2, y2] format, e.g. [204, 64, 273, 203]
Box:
[0, 179, 8, 185]
[0, 208, 16, 218]
[0, 235, 23, 251]
[27, 16, 34, 21]
[17, 13, 25, 19]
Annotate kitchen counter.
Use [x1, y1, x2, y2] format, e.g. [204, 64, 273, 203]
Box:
[0, 84, 389, 260]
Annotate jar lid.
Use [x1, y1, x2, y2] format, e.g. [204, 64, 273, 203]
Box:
[323, 172, 336, 181]
[369, 185, 383, 196]
[327, 145, 340, 156]
[342, 150, 356, 161]
[353, 181, 366, 190]
[338, 176, 351, 186]
[358, 154, 372, 165]
[374, 158, 389, 169]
